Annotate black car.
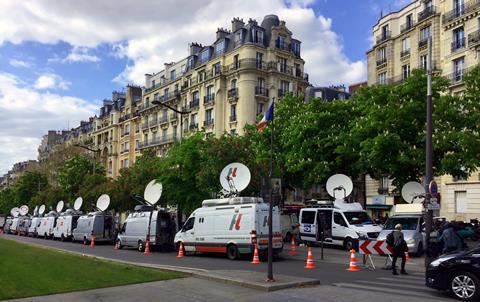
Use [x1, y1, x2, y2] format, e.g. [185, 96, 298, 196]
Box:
[426, 246, 480, 301]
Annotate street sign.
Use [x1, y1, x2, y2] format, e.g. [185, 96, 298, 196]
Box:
[429, 180, 438, 197]
[428, 197, 440, 210]
[359, 240, 392, 255]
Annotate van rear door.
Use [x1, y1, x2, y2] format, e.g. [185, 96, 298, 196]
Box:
[300, 209, 317, 242]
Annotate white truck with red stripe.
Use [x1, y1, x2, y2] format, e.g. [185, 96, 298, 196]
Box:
[174, 197, 283, 260]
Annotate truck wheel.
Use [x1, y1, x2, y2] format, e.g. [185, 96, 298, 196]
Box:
[450, 271, 479, 301]
[138, 240, 145, 252]
[343, 238, 354, 251]
[227, 244, 239, 260]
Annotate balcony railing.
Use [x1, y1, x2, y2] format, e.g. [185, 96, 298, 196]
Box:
[443, 0, 480, 24]
[229, 115, 237, 122]
[255, 86, 269, 97]
[159, 116, 169, 124]
[189, 123, 199, 130]
[451, 37, 466, 52]
[228, 59, 267, 72]
[400, 49, 411, 58]
[227, 88, 238, 99]
[418, 38, 429, 48]
[139, 135, 176, 149]
[445, 66, 473, 84]
[418, 6, 436, 22]
[170, 113, 178, 121]
[203, 119, 214, 127]
[376, 58, 387, 66]
[376, 30, 391, 44]
[141, 122, 149, 130]
[150, 117, 158, 125]
[400, 22, 414, 33]
[119, 114, 131, 122]
[140, 102, 151, 111]
[468, 29, 480, 47]
[204, 94, 215, 104]
[189, 100, 200, 109]
[275, 40, 290, 51]
[278, 89, 288, 98]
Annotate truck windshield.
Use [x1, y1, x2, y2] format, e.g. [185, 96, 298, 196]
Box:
[384, 217, 419, 230]
[343, 212, 373, 225]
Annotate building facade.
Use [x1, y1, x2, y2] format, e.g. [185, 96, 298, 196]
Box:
[139, 15, 309, 156]
[366, 0, 480, 220]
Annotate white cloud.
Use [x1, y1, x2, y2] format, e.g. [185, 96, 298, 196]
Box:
[9, 58, 32, 68]
[34, 73, 71, 90]
[49, 46, 100, 64]
[0, 0, 366, 86]
[0, 72, 97, 174]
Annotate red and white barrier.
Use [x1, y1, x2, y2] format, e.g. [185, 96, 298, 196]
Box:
[359, 240, 392, 255]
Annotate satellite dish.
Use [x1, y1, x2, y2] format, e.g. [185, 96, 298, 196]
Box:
[56, 200, 65, 213]
[19, 205, 29, 216]
[10, 207, 20, 217]
[220, 163, 251, 193]
[144, 180, 163, 205]
[39, 205, 46, 215]
[401, 181, 425, 204]
[33, 205, 39, 215]
[74, 197, 83, 211]
[96, 194, 110, 212]
[326, 174, 353, 199]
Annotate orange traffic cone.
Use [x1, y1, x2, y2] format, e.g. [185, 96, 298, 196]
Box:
[90, 236, 95, 247]
[405, 252, 411, 261]
[304, 246, 316, 269]
[251, 244, 261, 264]
[144, 240, 150, 255]
[177, 242, 184, 258]
[347, 249, 360, 271]
[289, 236, 296, 255]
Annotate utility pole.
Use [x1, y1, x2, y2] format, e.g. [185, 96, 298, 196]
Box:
[267, 97, 275, 282]
[424, 36, 434, 267]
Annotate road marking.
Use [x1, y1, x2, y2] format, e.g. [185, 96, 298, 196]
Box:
[356, 280, 427, 290]
[334, 283, 443, 299]
[378, 276, 425, 284]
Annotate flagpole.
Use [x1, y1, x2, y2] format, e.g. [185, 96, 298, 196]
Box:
[267, 97, 275, 282]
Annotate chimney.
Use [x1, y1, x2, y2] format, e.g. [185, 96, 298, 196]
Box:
[189, 42, 203, 55]
[231, 17, 244, 32]
[216, 28, 230, 40]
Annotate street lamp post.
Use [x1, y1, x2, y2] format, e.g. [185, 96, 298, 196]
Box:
[151, 99, 190, 142]
[73, 144, 100, 175]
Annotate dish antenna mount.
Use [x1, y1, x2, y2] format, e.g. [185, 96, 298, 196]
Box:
[401, 181, 425, 204]
[326, 174, 353, 200]
[144, 180, 163, 206]
[219, 163, 251, 198]
[95, 194, 110, 212]
[56, 200, 65, 213]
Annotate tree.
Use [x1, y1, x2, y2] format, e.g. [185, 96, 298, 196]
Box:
[14, 171, 49, 207]
[58, 155, 104, 199]
[0, 188, 16, 214]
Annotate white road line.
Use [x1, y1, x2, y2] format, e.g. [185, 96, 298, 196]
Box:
[356, 280, 427, 290]
[378, 276, 425, 283]
[333, 283, 442, 299]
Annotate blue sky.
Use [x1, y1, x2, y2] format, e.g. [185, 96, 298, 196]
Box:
[0, 0, 412, 175]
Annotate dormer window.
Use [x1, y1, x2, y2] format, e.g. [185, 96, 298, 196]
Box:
[276, 35, 286, 50]
[291, 41, 300, 56]
[187, 57, 195, 70]
[200, 49, 210, 64]
[252, 29, 264, 44]
[234, 30, 243, 47]
[215, 40, 225, 55]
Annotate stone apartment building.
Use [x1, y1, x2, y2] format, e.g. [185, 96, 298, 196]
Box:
[366, 0, 480, 221]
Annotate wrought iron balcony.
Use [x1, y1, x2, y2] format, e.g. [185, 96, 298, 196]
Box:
[203, 119, 214, 127]
[400, 49, 411, 58]
[189, 100, 200, 110]
[451, 37, 466, 52]
[376, 58, 387, 66]
[418, 38, 429, 48]
[376, 30, 391, 44]
[159, 116, 169, 124]
[227, 88, 238, 99]
[400, 22, 414, 33]
[229, 115, 237, 122]
[255, 86, 269, 97]
[204, 94, 215, 104]
[278, 89, 288, 98]
[418, 6, 436, 22]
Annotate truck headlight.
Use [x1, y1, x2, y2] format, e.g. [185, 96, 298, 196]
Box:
[356, 232, 368, 239]
[429, 256, 455, 267]
[406, 238, 415, 244]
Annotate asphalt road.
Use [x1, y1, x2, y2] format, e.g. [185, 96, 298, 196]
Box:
[1, 234, 453, 301]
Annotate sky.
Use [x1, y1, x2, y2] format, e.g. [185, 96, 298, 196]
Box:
[0, 0, 413, 176]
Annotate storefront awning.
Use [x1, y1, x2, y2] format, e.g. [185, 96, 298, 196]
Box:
[366, 204, 392, 210]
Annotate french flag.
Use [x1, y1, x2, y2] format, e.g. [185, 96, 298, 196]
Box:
[257, 102, 274, 132]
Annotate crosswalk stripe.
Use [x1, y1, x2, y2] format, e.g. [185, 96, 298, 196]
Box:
[356, 280, 426, 290]
[378, 276, 425, 284]
[334, 283, 440, 299]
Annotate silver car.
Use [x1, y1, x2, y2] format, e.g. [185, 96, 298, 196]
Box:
[377, 215, 425, 256]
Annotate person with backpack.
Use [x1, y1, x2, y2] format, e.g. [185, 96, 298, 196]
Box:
[387, 224, 408, 275]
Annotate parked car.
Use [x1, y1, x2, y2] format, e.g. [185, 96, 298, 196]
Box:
[281, 213, 299, 243]
[378, 215, 425, 256]
[426, 246, 480, 301]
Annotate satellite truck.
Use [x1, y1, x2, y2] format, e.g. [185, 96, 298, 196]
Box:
[16, 205, 32, 236]
[299, 174, 383, 250]
[53, 198, 83, 241]
[28, 205, 45, 237]
[174, 163, 283, 260]
[8, 207, 20, 234]
[377, 181, 427, 256]
[117, 180, 175, 252]
[72, 194, 116, 245]
[37, 204, 60, 238]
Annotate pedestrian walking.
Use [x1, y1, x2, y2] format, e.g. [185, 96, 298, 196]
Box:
[387, 224, 408, 275]
[440, 222, 463, 253]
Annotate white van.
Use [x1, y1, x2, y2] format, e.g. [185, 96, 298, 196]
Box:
[28, 217, 42, 237]
[299, 200, 382, 250]
[37, 212, 58, 238]
[53, 210, 82, 241]
[174, 197, 283, 260]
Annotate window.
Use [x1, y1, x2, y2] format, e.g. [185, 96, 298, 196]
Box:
[215, 40, 225, 55]
[452, 27, 465, 51]
[455, 191, 467, 213]
[420, 26, 431, 41]
[191, 113, 198, 126]
[401, 37, 410, 52]
[425, 0, 432, 9]
[173, 126, 177, 139]
[205, 109, 213, 124]
[402, 64, 410, 79]
[200, 49, 210, 64]
[230, 104, 237, 120]
[231, 79, 237, 89]
[381, 24, 389, 39]
[301, 211, 316, 224]
[406, 14, 413, 27]
[256, 102, 264, 116]
[420, 55, 428, 70]
[454, 0, 465, 16]
[252, 28, 264, 44]
[278, 57, 287, 72]
[187, 57, 195, 70]
[213, 62, 221, 75]
[276, 35, 286, 49]
[377, 47, 387, 63]
[233, 54, 239, 69]
[453, 57, 465, 81]
[280, 80, 289, 93]
[151, 80, 156, 87]
[144, 133, 148, 143]
[334, 213, 347, 227]
[181, 64, 186, 73]
[291, 41, 300, 56]
[162, 129, 167, 140]
[170, 70, 176, 80]
[206, 85, 214, 101]
[152, 131, 157, 141]
[182, 217, 195, 231]
[124, 159, 129, 168]
[256, 52, 263, 68]
[378, 72, 387, 84]
[192, 91, 199, 105]
[234, 30, 243, 46]
[379, 175, 389, 194]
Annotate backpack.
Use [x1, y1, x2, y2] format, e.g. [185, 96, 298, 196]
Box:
[386, 231, 394, 246]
